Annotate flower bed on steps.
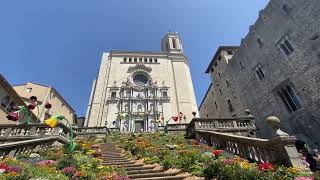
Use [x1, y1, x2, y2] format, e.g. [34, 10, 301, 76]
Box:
[107, 133, 319, 180]
[0, 137, 129, 180]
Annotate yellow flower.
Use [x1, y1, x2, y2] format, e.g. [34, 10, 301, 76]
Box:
[288, 167, 298, 174]
[97, 165, 104, 169]
[239, 161, 251, 170]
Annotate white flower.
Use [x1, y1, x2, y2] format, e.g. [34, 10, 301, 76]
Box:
[29, 153, 40, 159]
[0, 169, 6, 174]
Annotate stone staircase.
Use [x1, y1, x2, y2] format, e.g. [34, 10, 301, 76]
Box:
[100, 143, 188, 180]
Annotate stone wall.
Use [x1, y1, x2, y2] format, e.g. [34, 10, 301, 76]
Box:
[203, 0, 320, 147]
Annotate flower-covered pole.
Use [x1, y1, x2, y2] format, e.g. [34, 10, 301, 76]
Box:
[44, 114, 76, 152]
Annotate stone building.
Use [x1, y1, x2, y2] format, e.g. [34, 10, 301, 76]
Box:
[0, 74, 37, 124]
[14, 82, 76, 124]
[85, 32, 198, 131]
[199, 46, 247, 118]
[202, 0, 320, 147]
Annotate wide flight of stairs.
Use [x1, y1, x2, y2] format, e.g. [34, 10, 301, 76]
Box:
[100, 143, 188, 180]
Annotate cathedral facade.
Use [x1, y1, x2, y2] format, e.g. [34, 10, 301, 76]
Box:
[85, 32, 198, 132]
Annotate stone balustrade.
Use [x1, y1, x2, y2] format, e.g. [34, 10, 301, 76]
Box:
[187, 111, 256, 138]
[74, 126, 108, 135]
[187, 114, 305, 168]
[166, 123, 188, 133]
[196, 130, 304, 167]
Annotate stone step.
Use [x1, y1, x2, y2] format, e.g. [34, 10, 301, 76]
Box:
[101, 154, 123, 157]
[125, 166, 156, 171]
[133, 175, 188, 180]
[102, 159, 132, 163]
[112, 163, 144, 168]
[101, 158, 129, 162]
[127, 169, 163, 175]
[102, 161, 136, 166]
[129, 172, 179, 179]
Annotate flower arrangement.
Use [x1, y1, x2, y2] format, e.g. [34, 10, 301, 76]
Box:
[107, 133, 316, 179]
[0, 137, 129, 180]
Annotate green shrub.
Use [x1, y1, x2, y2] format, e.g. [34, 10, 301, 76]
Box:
[56, 154, 76, 170]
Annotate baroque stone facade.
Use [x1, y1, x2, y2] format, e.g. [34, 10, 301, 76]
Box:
[85, 32, 198, 132]
[201, 0, 320, 147]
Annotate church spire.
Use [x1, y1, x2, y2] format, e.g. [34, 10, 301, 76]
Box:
[161, 32, 184, 54]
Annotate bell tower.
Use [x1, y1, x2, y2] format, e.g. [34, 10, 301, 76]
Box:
[161, 32, 184, 54]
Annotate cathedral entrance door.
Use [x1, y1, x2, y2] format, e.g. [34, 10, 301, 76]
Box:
[134, 121, 145, 133]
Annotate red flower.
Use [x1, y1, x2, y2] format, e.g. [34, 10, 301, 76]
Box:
[257, 162, 273, 172]
[7, 111, 19, 121]
[28, 103, 36, 110]
[0, 163, 9, 171]
[45, 102, 52, 109]
[212, 150, 223, 156]
[29, 96, 37, 102]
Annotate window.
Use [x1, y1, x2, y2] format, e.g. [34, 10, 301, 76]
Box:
[1, 96, 10, 108]
[61, 103, 64, 107]
[257, 38, 263, 48]
[172, 38, 176, 49]
[162, 91, 168, 97]
[310, 34, 319, 41]
[137, 104, 143, 112]
[111, 92, 116, 98]
[215, 101, 218, 109]
[149, 104, 154, 111]
[134, 58, 137, 63]
[206, 114, 208, 118]
[26, 88, 32, 93]
[211, 91, 214, 95]
[239, 62, 244, 69]
[149, 58, 153, 63]
[124, 104, 128, 111]
[255, 65, 265, 80]
[217, 55, 222, 61]
[139, 58, 142, 62]
[6, 102, 16, 112]
[227, 50, 233, 55]
[144, 58, 148, 63]
[124, 57, 127, 62]
[227, 99, 234, 112]
[218, 72, 221, 77]
[282, 4, 291, 14]
[278, 36, 294, 56]
[219, 88, 222, 95]
[226, 80, 229, 87]
[129, 58, 132, 62]
[277, 85, 301, 112]
[154, 58, 158, 63]
[133, 74, 148, 86]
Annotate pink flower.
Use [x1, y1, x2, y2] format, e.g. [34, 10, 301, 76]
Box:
[222, 159, 235, 165]
[295, 177, 314, 180]
[63, 166, 76, 175]
[36, 160, 56, 167]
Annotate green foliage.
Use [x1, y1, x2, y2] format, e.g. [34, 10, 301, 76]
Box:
[56, 154, 76, 170]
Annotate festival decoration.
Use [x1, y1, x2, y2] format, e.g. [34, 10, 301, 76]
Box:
[6, 111, 19, 121]
[44, 114, 76, 152]
[45, 101, 52, 109]
[44, 114, 65, 128]
[28, 96, 37, 110]
[171, 116, 179, 122]
[6, 106, 31, 124]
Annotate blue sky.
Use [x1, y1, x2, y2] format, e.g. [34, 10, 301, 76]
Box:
[0, 0, 269, 116]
